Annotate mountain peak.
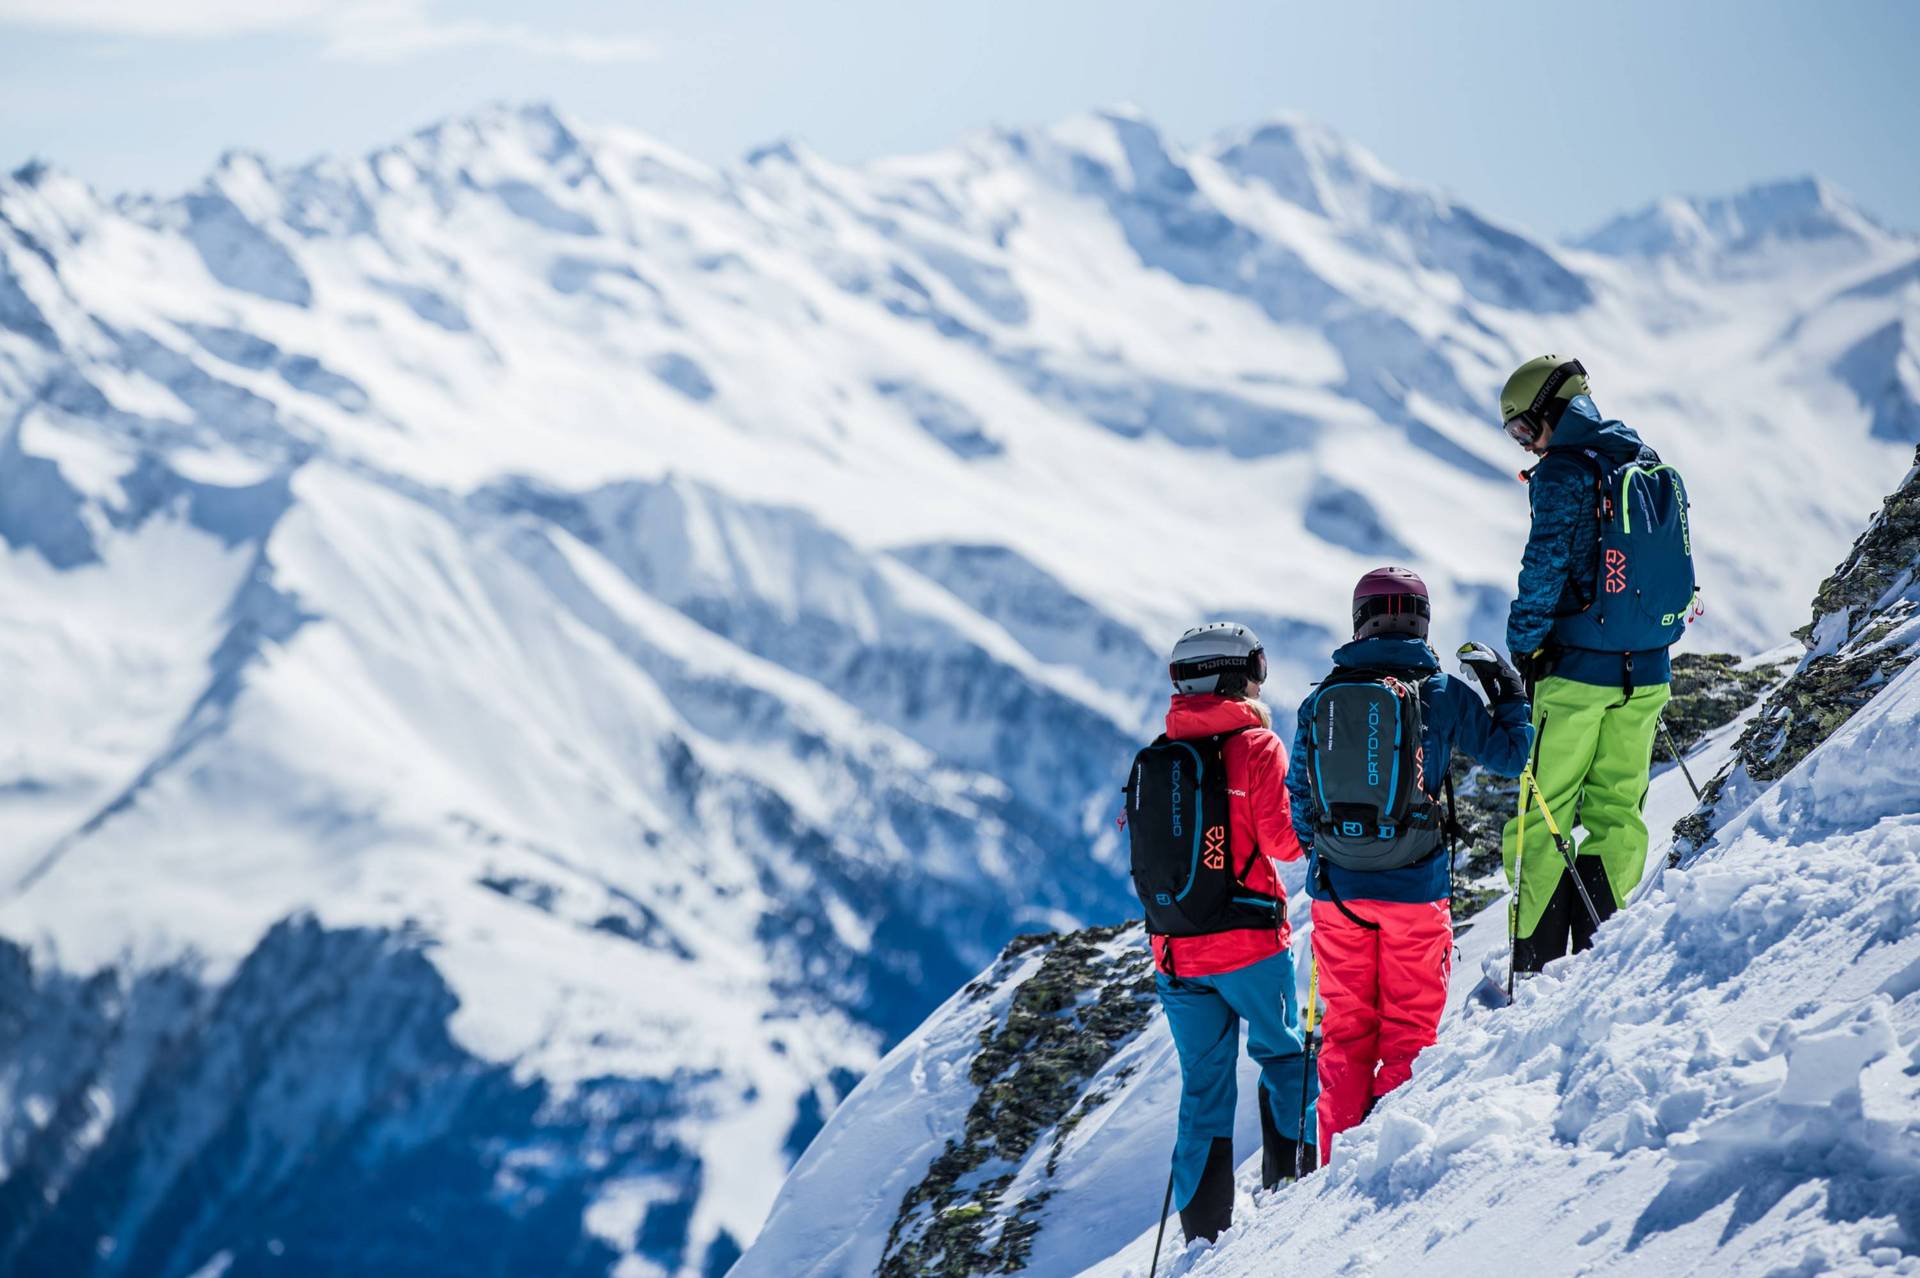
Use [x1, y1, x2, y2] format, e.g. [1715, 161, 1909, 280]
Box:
[1, 158, 106, 244]
[1206, 113, 1390, 219]
[1575, 174, 1900, 268]
[743, 136, 816, 169]
[402, 98, 590, 167]
[8, 158, 55, 189]
[1018, 106, 1194, 201]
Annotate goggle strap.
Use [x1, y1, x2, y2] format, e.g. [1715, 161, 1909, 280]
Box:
[1352, 594, 1432, 626]
[1170, 647, 1266, 686]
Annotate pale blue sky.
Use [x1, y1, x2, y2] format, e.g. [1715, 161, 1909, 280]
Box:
[1, 1, 1916, 239]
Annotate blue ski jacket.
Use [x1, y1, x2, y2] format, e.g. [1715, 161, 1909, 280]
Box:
[1505, 396, 1673, 688]
[1286, 638, 1533, 905]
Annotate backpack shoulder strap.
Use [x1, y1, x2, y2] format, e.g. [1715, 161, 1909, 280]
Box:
[1539, 445, 1614, 496]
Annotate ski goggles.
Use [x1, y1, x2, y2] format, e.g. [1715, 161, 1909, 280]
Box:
[1504, 414, 1545, 447]
[1503, 359, 1585, 447]
[1169, 645, 1267, 689]
[1352, 592, 1431, 632]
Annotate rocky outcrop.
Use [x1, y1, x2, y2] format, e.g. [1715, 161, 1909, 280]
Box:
[1674, 446, 1920, 857]
[877, 924, 1156, 1278]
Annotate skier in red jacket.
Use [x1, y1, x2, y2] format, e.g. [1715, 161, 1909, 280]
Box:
[1149, 622, 1316, 1245]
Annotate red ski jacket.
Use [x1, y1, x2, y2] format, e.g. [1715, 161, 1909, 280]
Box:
[1150, 694, 1306, 977]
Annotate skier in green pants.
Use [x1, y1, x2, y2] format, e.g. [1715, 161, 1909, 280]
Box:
[1496, 355, 1697, 974]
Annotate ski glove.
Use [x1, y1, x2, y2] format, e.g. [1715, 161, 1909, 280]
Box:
[1457, 642, 1528, 705]
[1511, 646, 1551, 689]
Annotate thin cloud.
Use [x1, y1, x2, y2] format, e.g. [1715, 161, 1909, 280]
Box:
[0, 0, 659, 63]
[0, 0, 335, 36]
[321, 6, 659, 63]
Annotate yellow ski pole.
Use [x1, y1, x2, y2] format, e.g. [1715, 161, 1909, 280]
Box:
[1294, 954, 1319, 1178]
[1508, 712, 1549, 1001]
[1519, 760, 1605, 934]
[1509, 770, 1529, 1001]
[1512, 710, 1605, 932]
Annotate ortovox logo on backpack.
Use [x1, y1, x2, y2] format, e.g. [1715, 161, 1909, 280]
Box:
[1125, 729, 1280, 938]
[1555, 449, 1697, 654]
[1305, 671, 1443, 873]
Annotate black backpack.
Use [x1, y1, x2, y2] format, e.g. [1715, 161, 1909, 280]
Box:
[1124, 728, 1282, 937]
[1302, 669, 1443, 873]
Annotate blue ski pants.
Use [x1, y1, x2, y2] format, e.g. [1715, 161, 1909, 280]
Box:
[1156, 949, 1317, 1210]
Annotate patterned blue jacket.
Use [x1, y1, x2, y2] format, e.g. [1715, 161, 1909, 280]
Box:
[1505, 396, 1673, 687]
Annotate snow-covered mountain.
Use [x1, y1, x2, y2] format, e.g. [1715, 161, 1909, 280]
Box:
[739, 449, 1920, 1278]
[0, 101, 1914, 1276]
[1576, 176, 1900, 275]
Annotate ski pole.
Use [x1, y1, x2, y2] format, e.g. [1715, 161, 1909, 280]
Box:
[1148, 1164, 1174, 1278]
[1294, 955, 1319, 1180]
[1657, 717, 1703, 802]
[1519, 760, 1605, 933]
[1509, 708, 1550, 1000]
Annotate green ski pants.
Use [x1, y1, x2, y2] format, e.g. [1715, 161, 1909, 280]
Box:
[1501, 675, 1671, 939]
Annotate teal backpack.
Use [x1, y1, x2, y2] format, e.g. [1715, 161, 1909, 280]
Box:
[1552, 447, 1697, 655]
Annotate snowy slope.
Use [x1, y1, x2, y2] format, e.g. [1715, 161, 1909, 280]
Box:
[1, 102, 1916, 1275]
[1072, 663, 1920, 1278]
[735, 700, 1751, 1278]
[740, 455, 1920, 1278]
[1079, 640, 1920, 1278]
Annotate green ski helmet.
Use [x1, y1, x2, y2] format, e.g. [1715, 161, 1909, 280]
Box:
[1499, 354, 1589, 447]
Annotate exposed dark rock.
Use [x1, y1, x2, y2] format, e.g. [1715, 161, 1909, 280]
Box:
[0, 917, 710, 1278]
[1444, 759, 1523, 922]
[873, 377, 1001, 458]
[181, 192, 313, 307]
[1673, 447, 1920, 858]
[1304, 480, 1413, 558]
[1798, 449, 1920, 642]
[1654, 652, 1795, 762]
[0, 408, 100, 568]
[648, 351, 716, 402]
[878, 923, 1155, 1278]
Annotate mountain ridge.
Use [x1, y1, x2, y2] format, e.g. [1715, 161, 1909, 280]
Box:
[14, 100, 1912, 256]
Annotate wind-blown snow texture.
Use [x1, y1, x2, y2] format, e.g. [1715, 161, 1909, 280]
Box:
[1, 102, 1915, 1275]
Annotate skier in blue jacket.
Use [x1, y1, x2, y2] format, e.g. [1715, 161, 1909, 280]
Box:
[1285, 569, 1534, 1157]
[1499, 355, 1687, 973]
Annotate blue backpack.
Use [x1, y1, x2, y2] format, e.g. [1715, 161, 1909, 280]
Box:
[1303, 671, 1444, 873]
[1551, 447, 1697, 655]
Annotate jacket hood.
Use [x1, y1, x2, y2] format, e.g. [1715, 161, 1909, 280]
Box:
[1545, 395, 1647, 463]
[1165, 693, 1269, 739]
[1330, 636, 1441, 675]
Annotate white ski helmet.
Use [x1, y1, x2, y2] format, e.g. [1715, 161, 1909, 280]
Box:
[1168, 622, 1267, 696]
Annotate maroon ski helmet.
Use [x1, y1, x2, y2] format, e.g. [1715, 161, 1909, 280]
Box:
[1352, 566, 1431, 640]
